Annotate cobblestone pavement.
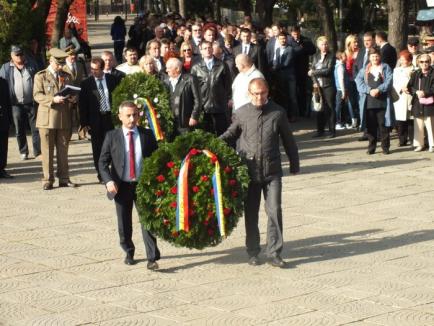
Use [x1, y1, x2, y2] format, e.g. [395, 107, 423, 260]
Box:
[1, 16, 434, 326]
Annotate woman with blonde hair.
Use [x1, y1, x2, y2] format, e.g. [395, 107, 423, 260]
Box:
[406, 53, 434, 152]
[139, 55, 158, 76]
[309, 35, 336, 137]
[179, 41, 197, 73]
[344, 34, 360, 128]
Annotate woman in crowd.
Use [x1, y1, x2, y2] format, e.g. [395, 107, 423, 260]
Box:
[139, 55, 160, 78]
[344, 34, 360, 128]
[179, 41, 196, 73]
[392, 50, 414, 147]
[406, 54, 434, 152]
[309, 36, 336, 138]
[355, 48, 393, 154]
[111, 16, 126, 64]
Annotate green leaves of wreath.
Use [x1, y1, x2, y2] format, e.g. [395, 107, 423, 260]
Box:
[136, 130, 250, 249]
[111, 73, 174, 140]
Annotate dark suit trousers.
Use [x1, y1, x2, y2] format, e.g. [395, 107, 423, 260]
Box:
[90, 114, 114, 178]
[114, 181, 160, 261]
[203, 113, 228, 136]
[244, 178, 283, 258]
[366, 108, 390, 152]
[316, 86, 336, 133]
[0, 130, 8, 171]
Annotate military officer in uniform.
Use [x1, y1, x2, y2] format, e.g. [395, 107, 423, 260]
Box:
[33, 48, 77, 190]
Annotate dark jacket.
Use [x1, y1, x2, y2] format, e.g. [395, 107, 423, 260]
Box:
[98, 126, 157, 185]
[287, 35, 316, 76]
[0, 61, 38, 105]
[311, 52, 336, 88]
[407, 67, 434, 118]
[271, 45, 296, 75]
[233, 43, 264, 73]
[79, 73, 117, 129]
[0, 77, 11, 132]
[106, 68, 125, 85]
[220, 100, 300, 182]
[190, 57, 232, 114]
[380, 43, 397, 70]
[163, 73, 201, 128]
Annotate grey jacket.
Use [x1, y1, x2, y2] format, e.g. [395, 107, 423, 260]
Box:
[0, 60, 37, 105]
[220, 100, 300, 182]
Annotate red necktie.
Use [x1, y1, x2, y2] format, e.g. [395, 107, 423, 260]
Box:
[128, 131, 136, 180]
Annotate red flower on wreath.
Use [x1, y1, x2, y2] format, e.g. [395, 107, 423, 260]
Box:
[201, 175, 209, 182]
[207, 211, 214, 218]
[190, 148, 199, 155]
[163, 218, 170, 225]
[173, 169, 180, 177]
[170, 201, 177, 208]
[210, 156, 218, 164]
[170, 186, 177, 194]
[223, 207, 232, 216]
[166, 161, 175, 168]
[208, 228, 214, 236]
[224, 166, 232, 173]
[228, 179, 237, 186]
[156, 175, 165, 182]
[189, 208, 195, 217]
[231, 191, 238, 198]
[155, 190, 164, 197]
[192, 186, 199, 193]
[172, 231, 179, 237]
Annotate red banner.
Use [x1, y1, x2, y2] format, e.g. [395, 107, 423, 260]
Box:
[46, 0, 88, 44]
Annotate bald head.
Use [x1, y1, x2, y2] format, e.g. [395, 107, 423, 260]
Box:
[235, 54, 253, 72]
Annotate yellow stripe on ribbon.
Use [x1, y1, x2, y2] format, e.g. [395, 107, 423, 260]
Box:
[176, 149, 226, 236]
[144, 98, 164, 141]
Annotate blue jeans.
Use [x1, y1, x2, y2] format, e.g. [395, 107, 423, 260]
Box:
[12, 104, 41, 156]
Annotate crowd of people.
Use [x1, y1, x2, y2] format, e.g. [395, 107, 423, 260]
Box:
[0, 12, 433, 268]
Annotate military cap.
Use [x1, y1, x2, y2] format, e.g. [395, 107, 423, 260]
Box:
[10, 45, 23, 55]
[49, 48, 68, 64]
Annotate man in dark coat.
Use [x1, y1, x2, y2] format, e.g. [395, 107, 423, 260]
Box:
[79, 57, 117, 183]
[190, 41, 232, 136]
[220, 78, 300, 268]
[101, 50, 125, 85]
[233, 28, 264, 73]
[0, 77, 12, 178]
[163, 58, 201, 135]
[287, 26, 316, 117]
[375, 31, 397, 69]
[99, 101, 160, 270]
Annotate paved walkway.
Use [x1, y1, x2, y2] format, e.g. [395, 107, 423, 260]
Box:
[1, 17, 434, 326]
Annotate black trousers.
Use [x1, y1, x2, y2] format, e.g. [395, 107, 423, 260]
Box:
[316, 86, 336, 133]
[113, 40, 125, 64]
[203, 112, 228, 136]
[244, 178, 283, 258]
[12, 104, 40, 156]
[295, 71, 309, 117]
[396, 120, 414, 146]
[114, 181, 160, 261]
[366, 108, 390, 152]
[273, 71, 298, 120]
[0, 130, 8, 171]
[90, 115, 114, 179]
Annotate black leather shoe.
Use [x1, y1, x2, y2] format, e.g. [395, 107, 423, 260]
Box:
[248, 256, 260, 266]
[358, 135, 368, 141]
[312, 132, 324, 138]
[0, 170, 13, 179]
[147, 260, 159, 270]
[366, 150, 375, 155]
[268, 256, 285, 268]
[382, 148, 390, 155]
[124, 255, 136, 265]
[328, 132, 336, 139]
[43, 183, 53, 190]
[59, 181, 78, 188]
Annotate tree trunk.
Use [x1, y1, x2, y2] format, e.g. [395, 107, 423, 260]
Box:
[387, 0, 409, 51]
[178, 0, 185, 17]
[50, 0, 74, 47]
[213, 0, 221, 22]
[239, 0, 252, 16]
[168, 0, 177, 12]
[255, 0, 276, 27]
[161, 0, 167, 13]
[314, 0, 337, 52]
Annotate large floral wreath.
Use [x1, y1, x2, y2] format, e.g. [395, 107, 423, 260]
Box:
[111, 73, 174, 140]
[136, 130, 250, 249]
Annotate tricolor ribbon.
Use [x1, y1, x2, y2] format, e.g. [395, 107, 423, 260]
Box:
[144, 97, 164, 141]
[176, 149, 226, 236]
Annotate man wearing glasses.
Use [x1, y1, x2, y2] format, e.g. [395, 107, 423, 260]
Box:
[191, 24, 202, 55]
[0, 45, 40, 161]
[33, 48, 77, 190]
[220, 78, 300, 268]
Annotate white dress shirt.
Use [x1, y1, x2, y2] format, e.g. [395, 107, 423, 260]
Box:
[232, 65, 264, 110]
[94, 75, 110, 111]
[116, 63, 141, 75]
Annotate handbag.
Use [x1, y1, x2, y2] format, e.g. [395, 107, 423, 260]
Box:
[311, 87, 323, 112]
[418, 79, 434, 105]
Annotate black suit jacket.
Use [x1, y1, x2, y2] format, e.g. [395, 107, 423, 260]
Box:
[79, 74, 117, 130]
[98, 127, 158, 185]
[0, 77, 11, 132]
[273, 46, 296, 76]
[380, 43, 397, 69]
[233, 43, 264, 72]
[107, 69, 125, 85]
[287, 35, 316, 76]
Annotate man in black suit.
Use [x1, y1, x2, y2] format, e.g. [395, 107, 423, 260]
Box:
[375, 31, 397, 69]
[163, 58, 201, 135]
[233, 28, 264, 73]
[0, 77, 12, 178]
[353, 31, 375, 78]
[79, 57, 117, 183]
[99, 101, 160, 270]
[269, 33, 298, 121]
[101, 50, 125, 85]
[287, 26, 316, 118]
